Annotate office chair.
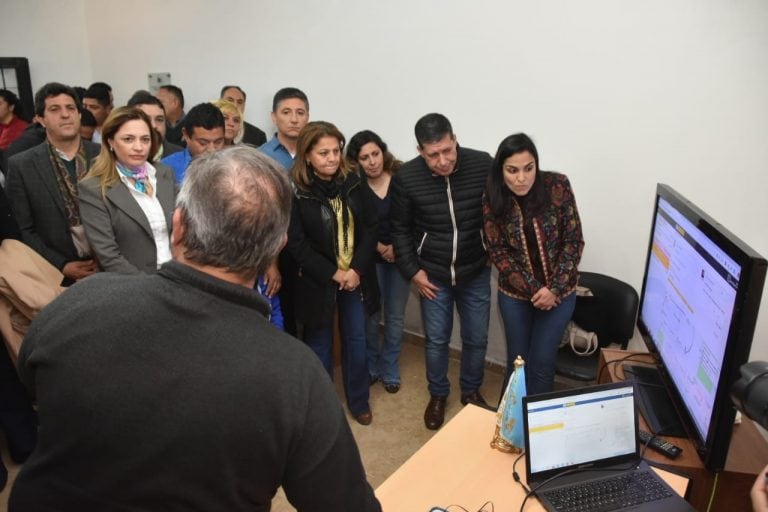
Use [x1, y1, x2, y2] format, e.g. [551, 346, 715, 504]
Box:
[554, 271, 639, 383]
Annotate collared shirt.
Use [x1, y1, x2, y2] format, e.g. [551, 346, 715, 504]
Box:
[117, 164, 171, 269]
[53, 146, 78, 184]
[161, 147, 192, 184]
[259, 134, 294, 172]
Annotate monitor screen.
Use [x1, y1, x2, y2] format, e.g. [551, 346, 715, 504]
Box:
[640, 196, 740, 439]
[638, 184, 766, 471]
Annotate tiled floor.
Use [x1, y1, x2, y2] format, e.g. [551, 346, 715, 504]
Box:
[271, 340, 505, 511]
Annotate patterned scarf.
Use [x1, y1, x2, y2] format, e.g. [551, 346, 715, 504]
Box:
[46, 139, 89, 228]
[117, 162, 150, 194]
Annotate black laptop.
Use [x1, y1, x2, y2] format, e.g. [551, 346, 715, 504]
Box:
[522, 381, 695, 512]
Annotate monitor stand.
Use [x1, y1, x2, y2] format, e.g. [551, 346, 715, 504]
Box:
[623, 364, 688, 438]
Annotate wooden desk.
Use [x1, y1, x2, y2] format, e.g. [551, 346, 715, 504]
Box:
[598, 348, 768, 511]
[376, 403, 689, 511]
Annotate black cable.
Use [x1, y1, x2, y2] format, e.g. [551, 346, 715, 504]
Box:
[597, 353, 657, 383]
[476, 501, 494, 512]
[639, 431, 655, 459]
[442, 505, 470, 512]
[512, 450, 531, 494]
[441, 502, 494, 512]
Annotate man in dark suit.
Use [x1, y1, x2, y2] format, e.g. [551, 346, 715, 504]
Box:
[220, 85, 267, 147]
[5, 82, 100, 285]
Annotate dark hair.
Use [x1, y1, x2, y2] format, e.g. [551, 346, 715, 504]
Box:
[414, 113, 453, 147]
[72, 86, 86, 103]
[220, 85, 246, 101]
[158, 85, 184, 109]
[34, 82, 81, 117]
[83, 84, 110, 107]
[272, 87, 308, 112]
[127, 90, 164, 111]
[183, 102, 225, 136]
[177, 146, 292, 280]
[485, 133, 546, 218]
[0, 89, 22, 118]
[89, 81, 112, 93]
[346, 130, 401, 175]
[292, 121, 351, 191]
[80, 108, 97, 127]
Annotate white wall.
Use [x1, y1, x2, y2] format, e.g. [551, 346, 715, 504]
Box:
[0, 1, 93, 93]
[3, 0, 768, 364]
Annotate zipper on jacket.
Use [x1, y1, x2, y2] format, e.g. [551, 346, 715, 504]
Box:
[445, 176, 458, 286]
[417, 232, 428, 255]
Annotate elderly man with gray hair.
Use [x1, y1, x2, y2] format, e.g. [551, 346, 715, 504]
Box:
[10, 147, 381, 511]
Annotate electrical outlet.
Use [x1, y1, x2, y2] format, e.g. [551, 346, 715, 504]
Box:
[148, 73, 171, 93]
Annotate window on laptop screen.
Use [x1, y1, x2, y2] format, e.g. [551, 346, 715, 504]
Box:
[527, 387, 637, 474]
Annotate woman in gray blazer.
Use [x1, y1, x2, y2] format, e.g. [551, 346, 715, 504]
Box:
[79, 107, 176, 274]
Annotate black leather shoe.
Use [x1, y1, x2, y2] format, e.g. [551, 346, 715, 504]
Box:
[460, 390, 489, 407]
[424, 395, 447, 430]
[383, 382, 400, 394]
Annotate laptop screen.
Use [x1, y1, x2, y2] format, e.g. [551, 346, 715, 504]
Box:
[524, 382, 639, 483]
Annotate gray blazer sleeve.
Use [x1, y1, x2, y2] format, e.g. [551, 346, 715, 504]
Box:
[6, 151, 70, 269]
[78, 178, 142, 274]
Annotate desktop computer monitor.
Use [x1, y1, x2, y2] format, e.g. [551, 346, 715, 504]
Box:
[636, 184, 766, 471]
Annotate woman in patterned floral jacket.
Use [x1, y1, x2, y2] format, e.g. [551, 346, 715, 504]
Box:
[483, 133, 584, 395]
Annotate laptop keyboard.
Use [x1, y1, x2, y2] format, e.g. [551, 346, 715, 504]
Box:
[539, 470, 674, 512]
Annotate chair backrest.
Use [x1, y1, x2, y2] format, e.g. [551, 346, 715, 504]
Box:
[572, 271, 639, 349]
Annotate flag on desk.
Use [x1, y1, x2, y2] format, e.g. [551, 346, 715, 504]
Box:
[491, 355, 526, 453]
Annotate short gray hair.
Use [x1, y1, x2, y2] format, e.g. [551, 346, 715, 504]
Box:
[176, 146, 292, 280]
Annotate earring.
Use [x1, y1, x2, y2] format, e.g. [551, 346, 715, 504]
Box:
[109, 146, 114, 152]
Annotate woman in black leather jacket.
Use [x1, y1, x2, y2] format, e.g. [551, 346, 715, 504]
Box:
[287, 121, 379, 425]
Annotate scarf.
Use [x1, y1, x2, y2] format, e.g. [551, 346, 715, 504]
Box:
[311, 171, 351, 255]
[46, 139, 89, 228]
[117, 162, 150, 194]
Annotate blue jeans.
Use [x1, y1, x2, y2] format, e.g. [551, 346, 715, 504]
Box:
[365, 262, 411, 385]
[498, 291, 576, 395]
[420, 266, 491, 397]
[303, 289, 370, 415]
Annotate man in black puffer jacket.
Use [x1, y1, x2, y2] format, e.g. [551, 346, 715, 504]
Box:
[391, 113, 492, 430]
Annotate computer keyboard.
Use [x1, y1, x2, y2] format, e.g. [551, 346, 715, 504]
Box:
[539, 471, 674, 512]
